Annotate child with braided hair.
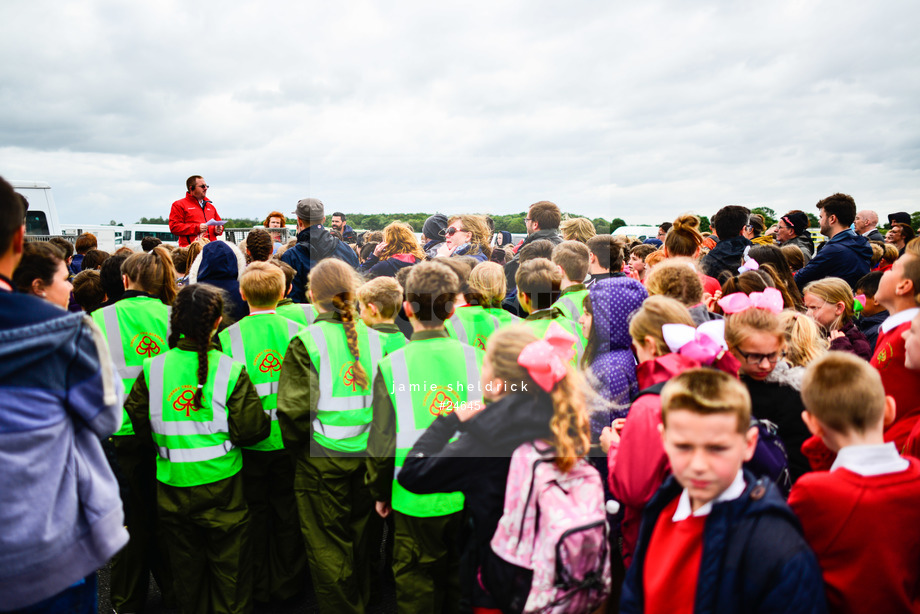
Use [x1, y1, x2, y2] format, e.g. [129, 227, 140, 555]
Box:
[277, 258, 390, 613]
[124, 283, 269, 614]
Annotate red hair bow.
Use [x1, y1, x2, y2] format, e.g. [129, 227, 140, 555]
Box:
[517, 322, 576, 392]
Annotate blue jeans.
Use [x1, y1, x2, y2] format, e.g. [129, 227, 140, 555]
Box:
[8, 573, 97, 614]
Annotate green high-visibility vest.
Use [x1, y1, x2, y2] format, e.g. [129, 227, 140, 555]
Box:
[445, 306, 501, 350]
[300, 320, 385, 453]
[277, 303, 317, 327]
[218, 313, 304, 451]
[92, 296, 170, 436]
[145, 349, 244, 487]
[554, 289, 589, 353]
[484, 306, 521, 328]
[377, 330, 408, 354]
[378, 338, 483, 517]
[523, 315, 585, 367]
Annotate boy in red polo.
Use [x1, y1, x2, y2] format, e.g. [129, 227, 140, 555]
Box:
[620, 369, 825, 614]
[870, 253, 920, 450]
[790, 352, 920, 613]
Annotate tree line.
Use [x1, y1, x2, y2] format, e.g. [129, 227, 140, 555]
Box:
[130, 208, 920, 234]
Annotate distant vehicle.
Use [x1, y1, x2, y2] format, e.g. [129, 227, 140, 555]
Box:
[612, 225, 659, 241]
[12, 180, 61, 237]
[60, 224, 125, 252]
[121, 224, 178, 250]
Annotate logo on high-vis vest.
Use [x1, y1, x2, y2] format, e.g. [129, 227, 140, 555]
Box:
[255, 350, 282, 374]
[425, 387, 460, 417]
[133, 332, 165, 357]
[169, 387, 198, 417]
[340, 362, 360, 392]
[474, 336, 487, 350]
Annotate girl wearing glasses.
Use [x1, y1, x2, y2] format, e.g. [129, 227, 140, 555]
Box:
[724, 305, 811, 482]
[437, 214, 492, 262]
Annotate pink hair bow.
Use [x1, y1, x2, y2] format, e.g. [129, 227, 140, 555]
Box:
[717, 287, 784, 315]
[738, 258, 760, 274]
[517, 322, 576, 392]
[662, 321, 728, 365]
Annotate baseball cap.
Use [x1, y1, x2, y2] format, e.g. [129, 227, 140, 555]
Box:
[293, 198, 324, 224]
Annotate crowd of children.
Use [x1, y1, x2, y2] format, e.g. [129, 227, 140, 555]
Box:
[5, 182, 920, 614]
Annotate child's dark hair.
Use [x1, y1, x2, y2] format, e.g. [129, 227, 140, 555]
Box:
[855, 271, 884, 298]
[141, 236, 163, 252]
[122, 246, 178, 305]
[81, 248, 110, 272]
[72, 270, 105, 312]
[13, 241, 64, 294]
[168, 284, 225, 410]
[48, 236, 74, 261]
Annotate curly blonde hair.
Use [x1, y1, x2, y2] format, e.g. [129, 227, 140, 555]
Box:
[486, 325, 590, 472]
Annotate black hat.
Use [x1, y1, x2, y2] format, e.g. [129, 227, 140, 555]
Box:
[888, 212, 911, 226]
[781, 212, 809, 236]
[422, 214, 448, 242]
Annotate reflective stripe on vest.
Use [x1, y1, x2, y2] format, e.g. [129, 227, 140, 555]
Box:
[557, 296, 579, 320]
[309, 326, 382, 412]
[221, 316, 300, 451]
[449, 310, 500, 348]
[308, 323, 383, 449]
[103, 306, 144, 380]
[451, 317, 468, 344]
[302, 305, 316, 325]
[386, 340, 478, 516]
[226, 318, 301, 361]
[149, 353, 233, 440]
[255, 381, 279, 397]
[98, 300, 170, 436]
[391, 344, 481, 450]
[146, 352, 241, 485]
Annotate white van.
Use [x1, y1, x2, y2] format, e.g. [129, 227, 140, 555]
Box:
[122, 224, 179, 250]
[60, 224, 125, 252]
[12, 181, 61, 237]
[612, 225, 659, 242]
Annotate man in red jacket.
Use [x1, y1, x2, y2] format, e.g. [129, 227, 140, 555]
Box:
[168, 175, 224, 247]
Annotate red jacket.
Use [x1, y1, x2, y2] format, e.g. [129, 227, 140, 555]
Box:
[168, 194, 223, 247]
[608, 353, 699, 567]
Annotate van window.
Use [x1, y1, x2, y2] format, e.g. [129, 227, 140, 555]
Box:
[26, 212, 49, 236]
[123, 230, 132, 241]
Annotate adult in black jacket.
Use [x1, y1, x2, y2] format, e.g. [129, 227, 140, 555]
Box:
[503, 201, 563, 296]
[699, 205, 752, 282]
[280, 198, 358, 303]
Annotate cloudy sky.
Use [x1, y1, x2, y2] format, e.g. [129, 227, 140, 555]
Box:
[2, 0, 918, 226]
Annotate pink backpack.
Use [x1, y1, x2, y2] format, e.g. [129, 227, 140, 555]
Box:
[486, 441, 610, 613]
